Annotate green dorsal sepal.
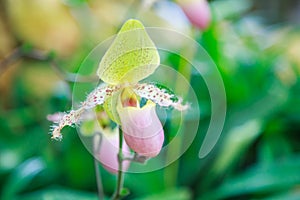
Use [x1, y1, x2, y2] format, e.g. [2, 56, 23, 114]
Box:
[97, 19, 160, 85]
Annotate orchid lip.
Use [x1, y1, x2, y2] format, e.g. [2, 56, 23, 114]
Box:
[117, 92, 164, 139]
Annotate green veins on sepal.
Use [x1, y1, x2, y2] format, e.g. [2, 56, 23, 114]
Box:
[97, 19, 160, 85]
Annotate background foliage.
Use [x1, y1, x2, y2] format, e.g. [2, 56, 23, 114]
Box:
[0, 0, 300, 199]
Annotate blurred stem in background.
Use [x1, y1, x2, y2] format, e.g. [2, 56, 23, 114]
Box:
[93, 133, 104, 200]
[0, 44, 98, 82]
[94, 158, 104, 200]
[164, 28, 197, 188]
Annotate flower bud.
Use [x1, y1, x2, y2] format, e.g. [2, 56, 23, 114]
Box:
[178, 0, 211, 30]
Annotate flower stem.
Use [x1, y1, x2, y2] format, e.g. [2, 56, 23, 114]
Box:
[93, 133, 105, 200]
[111, 127, 124, 200]
[94, 157, 104, 200]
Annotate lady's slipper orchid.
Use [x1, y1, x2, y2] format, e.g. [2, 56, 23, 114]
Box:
[178, 0, 211, 30]
[49, 19, 187, 158]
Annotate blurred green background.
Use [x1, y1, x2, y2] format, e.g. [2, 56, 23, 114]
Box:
[1, 0, 300, 199]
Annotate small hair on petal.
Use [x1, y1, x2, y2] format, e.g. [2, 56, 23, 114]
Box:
[171, 97, 190, 111]
[47, 83, 121, 140]
[82, 84, 121, 109]
[48, 109, 84, 140]
[51, 126, 63, 141]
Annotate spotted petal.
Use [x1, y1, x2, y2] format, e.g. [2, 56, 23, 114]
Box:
[49, 83, 120, 140]
[133, 83, 189, 111]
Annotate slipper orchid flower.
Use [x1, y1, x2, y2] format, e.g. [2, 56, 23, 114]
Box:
[49, 19, 188, 158]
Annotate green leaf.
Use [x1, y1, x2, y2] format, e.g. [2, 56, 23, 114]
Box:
[17, 188, 100, 200]
[202, 155, 300, 199]
[97, 19, 160, 85]
[1, 157, 46, 200]
[135, 188, 191, 200]
[211, 120, 262, 175]
[265, 190, 300, 200]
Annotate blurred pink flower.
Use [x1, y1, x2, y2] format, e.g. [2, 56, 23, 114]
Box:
[94, 130, 131, 174]
[178, 0, 211, 30]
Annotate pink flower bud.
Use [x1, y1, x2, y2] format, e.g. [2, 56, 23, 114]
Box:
[94, 129, 131, 174]
[178, 0, 211, 30]
[117, 89, 164, 158]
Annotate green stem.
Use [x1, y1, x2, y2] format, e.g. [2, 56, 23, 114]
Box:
[111, 127, 124, 200]
[93, 133, 105, 200]
[94, 157, 104, 200]
[164, 28, 197, 188]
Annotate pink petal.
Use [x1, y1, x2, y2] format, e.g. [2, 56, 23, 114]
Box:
[47, 112, 65, 123]
[117, 101, 164, 157]
[94, 130, 131, 174]
[123, 130, 164, 158]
